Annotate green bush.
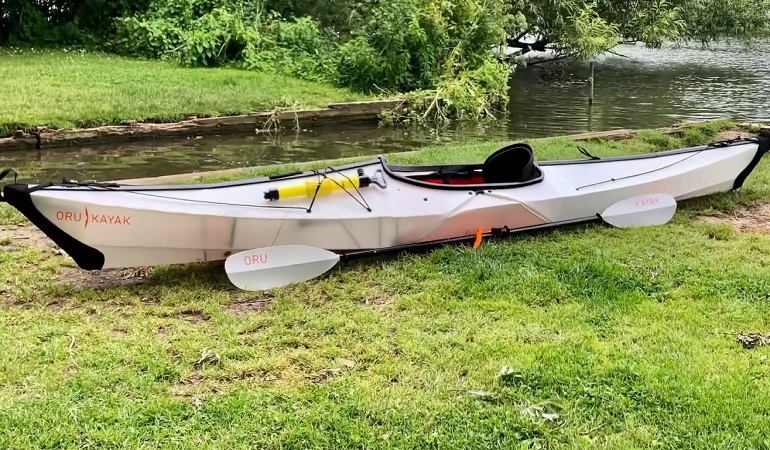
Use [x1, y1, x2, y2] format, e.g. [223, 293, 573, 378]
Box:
[107, 0, 513, 119]
[3, 0, 514, 121]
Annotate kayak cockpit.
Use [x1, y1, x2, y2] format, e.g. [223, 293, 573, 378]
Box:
[385, 142, 544, 188]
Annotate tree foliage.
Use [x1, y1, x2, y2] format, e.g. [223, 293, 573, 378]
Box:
[1, 0, 768, 120]
[0, 0, 150, 45]
[107, 0, 514, 120]
[506, 0, 770, 59]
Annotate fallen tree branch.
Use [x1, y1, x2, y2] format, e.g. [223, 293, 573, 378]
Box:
[506, 34, 551, 55]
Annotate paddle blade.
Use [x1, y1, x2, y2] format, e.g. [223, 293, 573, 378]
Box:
[225, 245, 340, 291]
[600, 193, 677, 228]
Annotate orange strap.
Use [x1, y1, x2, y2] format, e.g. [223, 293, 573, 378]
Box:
[473, 229, 484, 249]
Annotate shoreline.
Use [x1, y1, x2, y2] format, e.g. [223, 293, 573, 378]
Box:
[0, 99, 409, 151]
[4, 94, 765, 152]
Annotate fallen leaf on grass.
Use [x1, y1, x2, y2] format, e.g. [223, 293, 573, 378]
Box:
[737, 333, 770, 349]
[497, 365, 523, 386]
[520, 400, 563, 423]
[193, 347, 221, 368]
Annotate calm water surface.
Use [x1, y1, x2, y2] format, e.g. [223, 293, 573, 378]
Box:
[507, 41, 770, 136]
[7, 41, 769, 183]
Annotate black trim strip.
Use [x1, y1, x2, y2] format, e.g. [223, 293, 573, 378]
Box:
[1, 184, 105, 270]
[537, 137, 759, 166]
[337, 215, 600, 262]
[733, 136, 770, 190]
[382, 164, 545, 191]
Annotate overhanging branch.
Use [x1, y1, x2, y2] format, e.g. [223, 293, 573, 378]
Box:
[506, 31, 551, 55]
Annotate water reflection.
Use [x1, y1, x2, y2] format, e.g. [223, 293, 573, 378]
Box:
[2, 121, 514, 183]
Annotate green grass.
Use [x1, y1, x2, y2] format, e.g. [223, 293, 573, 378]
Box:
[0, 48, 373, 137]
[3, 121, 770, 449]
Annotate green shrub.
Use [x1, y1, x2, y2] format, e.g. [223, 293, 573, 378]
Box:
[4, 0, 515, 121]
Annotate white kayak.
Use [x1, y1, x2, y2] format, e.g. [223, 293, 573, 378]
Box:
[1, 136, 768, 271]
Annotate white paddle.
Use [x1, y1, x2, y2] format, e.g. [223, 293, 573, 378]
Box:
[600, 193, 677, 228]
[224, 245, 340, 291]
[224, 193, 678, 291]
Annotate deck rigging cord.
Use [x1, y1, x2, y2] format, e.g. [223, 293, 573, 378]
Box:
[573, 137, 764, 191]
[574, 149, 705, 191]
[304, 167, 375, 213]
[577, 146, 600, 160]
[45, 165, 383, 214]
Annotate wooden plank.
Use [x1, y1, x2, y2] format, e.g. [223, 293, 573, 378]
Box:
[0, 99, 411, 151]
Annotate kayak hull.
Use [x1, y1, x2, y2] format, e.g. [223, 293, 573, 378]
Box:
[2, 137, 768, 270]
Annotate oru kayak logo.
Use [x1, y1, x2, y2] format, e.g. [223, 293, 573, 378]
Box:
[243, 253, 267, 265]
[55, 207, 131, 228]
[634, 197, 660, 208]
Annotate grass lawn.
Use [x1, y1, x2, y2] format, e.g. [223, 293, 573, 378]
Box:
[3, 121, 770, 448]
[0, 48, 373, 137]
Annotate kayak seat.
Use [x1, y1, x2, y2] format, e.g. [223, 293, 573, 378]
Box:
[482, 143, 538, 184]
[408, 171, 486, 185]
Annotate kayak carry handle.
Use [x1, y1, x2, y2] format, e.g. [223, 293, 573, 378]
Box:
[0, 168, 19, 202]
[264, 169, 386, 201]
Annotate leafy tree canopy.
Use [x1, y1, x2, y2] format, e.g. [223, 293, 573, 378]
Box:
[1, 0, 768, 121]
[505, 0, 770, 59]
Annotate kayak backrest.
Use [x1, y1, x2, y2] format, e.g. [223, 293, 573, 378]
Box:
[482, 143, 537, 184]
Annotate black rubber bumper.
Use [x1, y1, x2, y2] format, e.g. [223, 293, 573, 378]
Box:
[1, 184, 106, 270]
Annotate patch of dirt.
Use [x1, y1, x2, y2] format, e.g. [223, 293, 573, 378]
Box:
[305, 358, 357, 384]
[715, 130, 751, 141]
[0, 224, 57, 251]
[154, 309, 210, 325]
[0, 225, 155, 291]
[359, 295, 392, 308]
[306, 367, 343, 384]
[111, 328, 128, 338]
[171, 371, 209, 407]
[228, 294, 274, 315]
[179, 370, 207, 387]
[697, 203, 770, 235]
[55, 266, 152, 290]
[177, 309, 211, 324]
[215, 369, 280, 384]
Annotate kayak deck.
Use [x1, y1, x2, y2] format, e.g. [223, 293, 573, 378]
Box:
[1, 137, 768, 270]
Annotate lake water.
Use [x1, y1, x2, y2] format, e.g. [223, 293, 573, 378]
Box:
[5, 40, 769, 183]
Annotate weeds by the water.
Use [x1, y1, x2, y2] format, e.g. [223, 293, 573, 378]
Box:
[0, 48, 371, 137]
[2, 122, 770, 449]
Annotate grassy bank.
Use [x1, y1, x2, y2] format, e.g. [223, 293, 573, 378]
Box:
[0, 48, 373, 137]
[3, 121, 770, 449]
